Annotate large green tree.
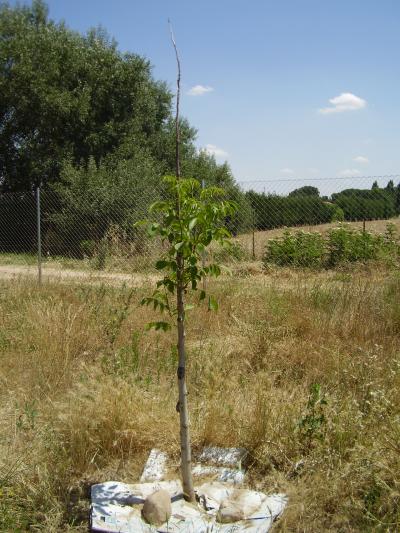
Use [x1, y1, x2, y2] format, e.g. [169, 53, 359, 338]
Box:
[0, 0, 251, 255]
[0, 0, 171, 191]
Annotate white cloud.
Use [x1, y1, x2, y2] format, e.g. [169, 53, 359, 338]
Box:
[319, 92, 367, 114]
[203, 144, 228, 158]
[353, 156, 369, 164]
[280, 167, 295, 176]
[187, 85, 214, 96]
[338, 168, 362, 178]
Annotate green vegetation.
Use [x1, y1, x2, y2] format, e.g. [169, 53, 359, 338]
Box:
[246, 191, 339, 230]
[1, 0, 398, 266]
[0, 0, 251, 258]
[332, 187, 397, 221]
[264, 223, 400, 268]
[247, 182, 400, 233]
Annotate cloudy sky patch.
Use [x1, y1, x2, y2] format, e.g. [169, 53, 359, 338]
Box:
[319, 93, 367, 114]
[187, 85, 214, 96]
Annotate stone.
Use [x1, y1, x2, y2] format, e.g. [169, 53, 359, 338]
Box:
[217, 500, 244, 523]
[216, 488, 263, 523]
[229, 488, 263, 515]
[141, 489, 172, 526]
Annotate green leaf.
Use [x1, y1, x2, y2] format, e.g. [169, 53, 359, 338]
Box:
[188, 217, 198, 231]
[208, 295, 219, 312]
[174, 241, 184, 251]
[184, 304, 194, 311]
[149, 200, 170, 212]
[199, 290, 206, 301]
[133, 219, 148, 228]
[155, 260, 169, 270]
[145, 321, 171, 332]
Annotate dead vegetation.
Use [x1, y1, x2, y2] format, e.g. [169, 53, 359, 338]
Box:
[0, 266, 399, 531]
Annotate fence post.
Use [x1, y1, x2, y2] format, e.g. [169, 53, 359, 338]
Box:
[252, 209, 256, 260]
[36, 186, 42, 285]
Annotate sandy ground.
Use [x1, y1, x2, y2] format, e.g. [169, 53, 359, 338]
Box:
[0, 264, 158, 287]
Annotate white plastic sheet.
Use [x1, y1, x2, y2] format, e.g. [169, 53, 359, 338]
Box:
[90, 480, 287, 533]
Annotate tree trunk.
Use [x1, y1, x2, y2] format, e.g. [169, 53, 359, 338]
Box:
[176, 253, 195, 502]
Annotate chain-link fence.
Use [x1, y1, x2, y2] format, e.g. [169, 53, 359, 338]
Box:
[1, 175, 400, 283]
[237, 175, 400, 261]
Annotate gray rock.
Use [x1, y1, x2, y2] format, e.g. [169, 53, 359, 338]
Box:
[229, 488, 263, 515]
[141, 489, 172, 526]
[217, 500, 244, 523]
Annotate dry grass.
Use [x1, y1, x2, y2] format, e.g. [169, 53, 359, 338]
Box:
[0, 266, 400, 531]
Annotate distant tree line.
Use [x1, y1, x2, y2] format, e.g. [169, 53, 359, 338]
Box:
[246, 181, 400, 232]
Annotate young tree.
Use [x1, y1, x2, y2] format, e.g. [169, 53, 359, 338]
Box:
[140, 26, 237, 502]
[141, 179, 236, 500]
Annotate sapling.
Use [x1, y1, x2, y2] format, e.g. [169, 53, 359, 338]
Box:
[139, 24, 237, 502]
[140, 176, 236, 500]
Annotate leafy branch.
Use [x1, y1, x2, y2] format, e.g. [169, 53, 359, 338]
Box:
[139, 175, 237, 329]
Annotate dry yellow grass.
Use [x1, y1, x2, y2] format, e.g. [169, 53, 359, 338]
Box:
[0, 266, 399, 531]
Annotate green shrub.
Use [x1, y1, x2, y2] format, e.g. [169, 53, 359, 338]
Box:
[91, 238, 108, 270]
[264, 230, 325, 268]
[263, 224, 400, 269]
[332, 205, 345, 222]
[80, 239, 96, 258]
[327, 227, 383, 266]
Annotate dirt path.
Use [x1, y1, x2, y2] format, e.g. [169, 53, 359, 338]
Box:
[0, 264, 158, 287]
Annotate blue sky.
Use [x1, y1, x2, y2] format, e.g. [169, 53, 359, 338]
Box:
[18, 1, 400, 188]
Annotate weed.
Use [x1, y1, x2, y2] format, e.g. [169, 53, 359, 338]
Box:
[297, 383, 328, 451]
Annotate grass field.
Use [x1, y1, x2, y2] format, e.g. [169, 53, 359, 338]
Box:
[1, 262, 399, 531]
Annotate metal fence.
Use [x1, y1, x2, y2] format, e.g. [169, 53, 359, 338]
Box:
[1, 175, 399, 283]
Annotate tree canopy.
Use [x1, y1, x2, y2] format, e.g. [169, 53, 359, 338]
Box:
[0, 0, 181, 191]
[288, 185, 320, 197]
